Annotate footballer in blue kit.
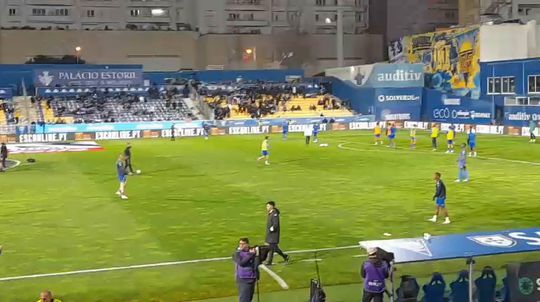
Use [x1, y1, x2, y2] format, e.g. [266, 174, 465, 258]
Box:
[387, 123, 396, 148]
[313, 123, 320, 143]
[116, 154, 129, 200]
[468, 129, 477, 157]
[282, 120, 289, 140]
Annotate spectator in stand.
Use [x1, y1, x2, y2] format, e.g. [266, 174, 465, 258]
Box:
[37, 290, 62, 302]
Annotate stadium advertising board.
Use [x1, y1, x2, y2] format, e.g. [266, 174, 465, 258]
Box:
[228, 126, 271, 135]
[18, 133, 72, 143]
[161, 128, 206, 138]
[507, 261, 540, 302]
[44, 121, 203, 134]
[504, 106, 540, 127]
[41, 117, 374, 134]
[425, 92, 493, 124]
[95, 131, 142, 140]
[374, 87, 422, 121]
[326, 63, 424, 88]
[34, 68, 143, 87]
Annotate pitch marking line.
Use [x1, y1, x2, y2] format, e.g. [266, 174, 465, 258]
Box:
[337, 142, 540, 166]
[4, 159, 21, 170]
[0, 245, 361, 282]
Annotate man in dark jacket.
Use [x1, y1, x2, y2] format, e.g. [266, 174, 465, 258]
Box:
[361, 247, 390, 302]
[0, 143, 8, 172]
[123, 143, 134, 175]
[233, 238, 259, 302]
[264, 201, 289, 265]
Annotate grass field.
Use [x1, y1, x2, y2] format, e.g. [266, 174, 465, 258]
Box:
[1, 130, 540, 302]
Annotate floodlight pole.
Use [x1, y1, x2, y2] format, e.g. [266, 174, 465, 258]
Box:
[336, 7, 344, 67]
[467, 257, 475, 302]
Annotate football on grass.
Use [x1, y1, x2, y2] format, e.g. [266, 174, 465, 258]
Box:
[136, 170, 142, 175]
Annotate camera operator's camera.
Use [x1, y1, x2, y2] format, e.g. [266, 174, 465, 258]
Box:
[252, 245, 271, 263]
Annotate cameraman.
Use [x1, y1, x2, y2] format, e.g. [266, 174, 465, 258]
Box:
[233, 238, 260, 302]
[361, 247, 390, 302]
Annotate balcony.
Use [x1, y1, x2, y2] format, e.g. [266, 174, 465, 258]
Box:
[128, 0, 173, 7]
[126, 15, 172, 23]
[226, 18, 269, 27]
[25, 0, 74, 5]
[226, 0, 268, 11]
[27, 14, 74, 24]
[80, 0, 122, 7]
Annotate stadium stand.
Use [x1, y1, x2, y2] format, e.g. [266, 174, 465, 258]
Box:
[0, 100, 17, 124]
[39, 88, 199, 124]
[200, 81, 353, 120]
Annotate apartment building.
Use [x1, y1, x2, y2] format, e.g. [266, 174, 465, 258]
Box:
[0, 0, 369, 34]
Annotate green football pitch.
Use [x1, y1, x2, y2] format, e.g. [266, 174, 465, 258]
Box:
[1, 131, 539, 302]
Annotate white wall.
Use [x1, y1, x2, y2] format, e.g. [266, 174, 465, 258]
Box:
[479, 21, 537, 62]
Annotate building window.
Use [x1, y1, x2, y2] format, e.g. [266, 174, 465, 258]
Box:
[32, 9, 46, 16]
[86, 10, 95, 17]
[501, 77, 516, 94]
[8, 8, 17, 16]
[529, 75, 540, 94]
[316, 0, 326, 6]
[55, 9, 69, 16]
[488, 76, 515, 95]
[315, 14, 319, 22]
[130, 9, 140, 17]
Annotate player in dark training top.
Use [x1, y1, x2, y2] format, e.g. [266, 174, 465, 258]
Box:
[124, 143, 135, 175]
[429, 172, 451, 224]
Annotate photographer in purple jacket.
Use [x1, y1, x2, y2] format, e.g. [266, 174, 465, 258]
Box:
[233, 238, 260, 302]
[361, 247, 390, 302]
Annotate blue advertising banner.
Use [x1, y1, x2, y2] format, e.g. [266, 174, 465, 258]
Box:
[0, 87, 13, 99]
[34, 69, 144, 87]
[365, 63, 425, 88]
[373, 87, 422, 121]
[424, 90, 493, 124]
[43, 121, 203, 134]
[504, 106, 540, 127]
[40, 115, 375, 134]
[327, 63, 424, 88]
[360, 228, 540, 264]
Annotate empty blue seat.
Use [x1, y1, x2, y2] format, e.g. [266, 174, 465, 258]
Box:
[422, 272, 446, 302]
[397, 275, 420, 302]
[450, 270, 469, 302]
[475, 266, 496, 302]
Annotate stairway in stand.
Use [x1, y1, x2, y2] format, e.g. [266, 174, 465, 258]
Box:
[13, 96, 42, 125]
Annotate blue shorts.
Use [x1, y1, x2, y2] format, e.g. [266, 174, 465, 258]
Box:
[448, 140, 454, 145]
[375, 134, 381, 138]
[118, 175, 127, 183]
[436, 197, 446, 208]
[388, 134, 395, 140]
[469, 142, 476, 149]
[262, 150, 269, 156]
